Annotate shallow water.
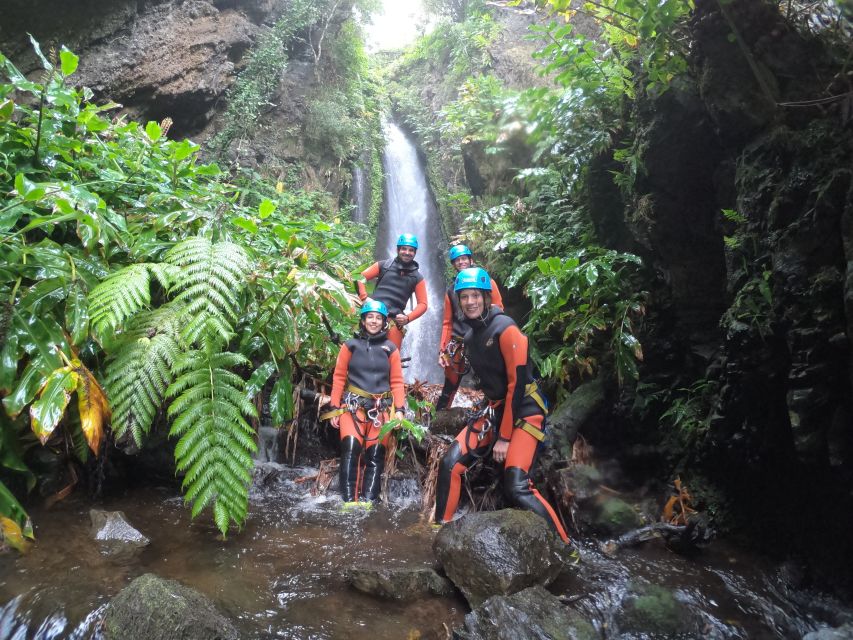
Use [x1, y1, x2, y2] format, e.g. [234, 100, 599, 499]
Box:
[0, 465, 463, 639]
[1, 463, 851, 639]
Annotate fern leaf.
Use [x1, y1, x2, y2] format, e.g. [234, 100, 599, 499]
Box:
[89, 264, 168, 336]
[165, 238, 250, 346]
[104, 308, 183, 446]
[166, 342, 257, 537]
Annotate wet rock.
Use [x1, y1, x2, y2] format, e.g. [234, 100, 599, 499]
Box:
[614, 582, 698, 638]
[347, 565, 456, 601]
[433, 510, 568, 607]
[103, 573, 237, 640]
[803, 623, 853, 640]
[89, 509, 149, 560]
[456, 585, 597, 640]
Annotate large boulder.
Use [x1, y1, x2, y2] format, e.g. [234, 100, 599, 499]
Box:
[103, 573, 238, 640]
[89, 509, 149, 560]
[433, 510, 568, 607]
[347, 565, 456, 601]
[457, 585, 597, 640]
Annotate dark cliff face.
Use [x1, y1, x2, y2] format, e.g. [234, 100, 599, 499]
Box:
[592, 0, 853, 588]
[0, 0, 288, 138]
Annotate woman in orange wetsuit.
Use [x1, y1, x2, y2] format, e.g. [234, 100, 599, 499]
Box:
[436, 244, 504, 410]
[356, 233, 428, 349]
[434, 268, 569, 542]
[327, 299, 406, 503]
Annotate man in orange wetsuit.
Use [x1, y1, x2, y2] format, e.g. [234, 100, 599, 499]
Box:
[356, 233, 428, 349]
[327, 299, 406, 503]
[436, 244, 503, 410]
[434, 267, 569, 542]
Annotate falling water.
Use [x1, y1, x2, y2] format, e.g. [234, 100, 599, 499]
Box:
[378, 121, 444, 384]
[350, 152, 370, 224]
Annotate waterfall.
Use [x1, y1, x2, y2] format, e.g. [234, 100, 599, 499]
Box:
[378, 121, 444, 384]
[350, 152, 369, 224]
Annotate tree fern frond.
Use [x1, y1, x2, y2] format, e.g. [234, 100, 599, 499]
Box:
[89, 264, 163, 335]
[104, 307, 183, 446]
[165, 238, 250, 346]
[166, 341, 257, 537]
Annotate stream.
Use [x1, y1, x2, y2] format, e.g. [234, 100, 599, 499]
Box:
[0, 463, 850, 639]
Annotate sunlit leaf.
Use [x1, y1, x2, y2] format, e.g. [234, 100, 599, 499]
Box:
[59, 47, 79, 76]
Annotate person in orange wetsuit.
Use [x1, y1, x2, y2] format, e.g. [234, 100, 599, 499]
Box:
[434, 268, 569, 542]
[355, 233, 428, 349]
[326, 299, 406, 504]
[435, 244, 504, 410]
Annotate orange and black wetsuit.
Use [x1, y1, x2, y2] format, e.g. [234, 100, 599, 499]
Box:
[434, 308, 569, 542]
[357, 257, 428, 349]
[329, 330, 406, 502]
[435, 278, 503, 410]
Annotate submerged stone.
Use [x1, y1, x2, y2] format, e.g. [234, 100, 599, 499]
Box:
[457, 585, 597, 640]
[347, 565, 456, 600]
[614, 582, 698, 638]
[103, 573, 238, 640]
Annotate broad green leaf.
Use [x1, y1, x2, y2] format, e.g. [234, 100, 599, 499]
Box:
[0, 334, 19, 394]
[3, 360, 47, 418]
[232, 217, 258, 234]
[258, 199, 276, 219]
[269, 363, 293, 425]
[59, 48, 79, 76]
[64, 284, 89, 346]
[11, 311, 63, 374]
[0, 98, 13, 120]
[30, 367, 78, 443]
[145, 121, 162, 142]
[246, 361, 276, 400]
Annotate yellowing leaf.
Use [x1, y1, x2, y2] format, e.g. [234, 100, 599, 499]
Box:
[275, 181, 284, 193]
[0, 517, 32, 553]
[76, 366, 110, 455]
[30, 367, 78, 444]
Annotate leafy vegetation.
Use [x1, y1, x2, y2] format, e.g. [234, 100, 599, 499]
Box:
[0, 41, 366, 541]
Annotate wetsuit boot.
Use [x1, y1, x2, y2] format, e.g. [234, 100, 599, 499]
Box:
[504, 466, 569, 542]
[361, 444, 386, 502]
[435, 377, 459, 411]
[339, 436, 362, 502]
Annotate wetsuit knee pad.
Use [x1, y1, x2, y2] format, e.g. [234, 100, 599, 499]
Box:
[503, 466, 534, 506]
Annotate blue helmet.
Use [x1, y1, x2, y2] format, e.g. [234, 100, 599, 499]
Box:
[397, 233, 419, 249]
[360, 298, 388, 318]
[454, 267, 492, 292]
[448, 244, 472, 261]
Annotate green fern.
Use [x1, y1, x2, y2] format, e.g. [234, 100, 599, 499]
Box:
[88, 263, 174, 337]
[165, 238, 250, 345]
[167, 344, 257, 536]
[104, 307, 183, 446]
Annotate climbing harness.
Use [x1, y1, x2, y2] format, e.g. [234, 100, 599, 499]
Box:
[462, 398, 503, 456]
[442, 336, 470, 376]
[342, 384, 392, 443]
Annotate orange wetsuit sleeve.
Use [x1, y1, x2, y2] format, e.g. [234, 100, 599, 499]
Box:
[497, 325, 529, 440]
[330, 344, 352, 407]
[406, 279, 428, 321]
[490, 278, 504, 310]
[388, 349, 406, 410]
[439, 292, 453, 351]
[356, 262, 381, 301]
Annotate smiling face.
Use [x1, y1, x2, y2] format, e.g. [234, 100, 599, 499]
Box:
[362, 311, 385, 335]
[458, 289, 486, 319]
[451, 255, 473, 271]
[397, 245, 416, 263]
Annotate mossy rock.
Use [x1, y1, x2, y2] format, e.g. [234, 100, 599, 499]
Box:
[592, 496, 642, 536]
[616, 583, 696, 638]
